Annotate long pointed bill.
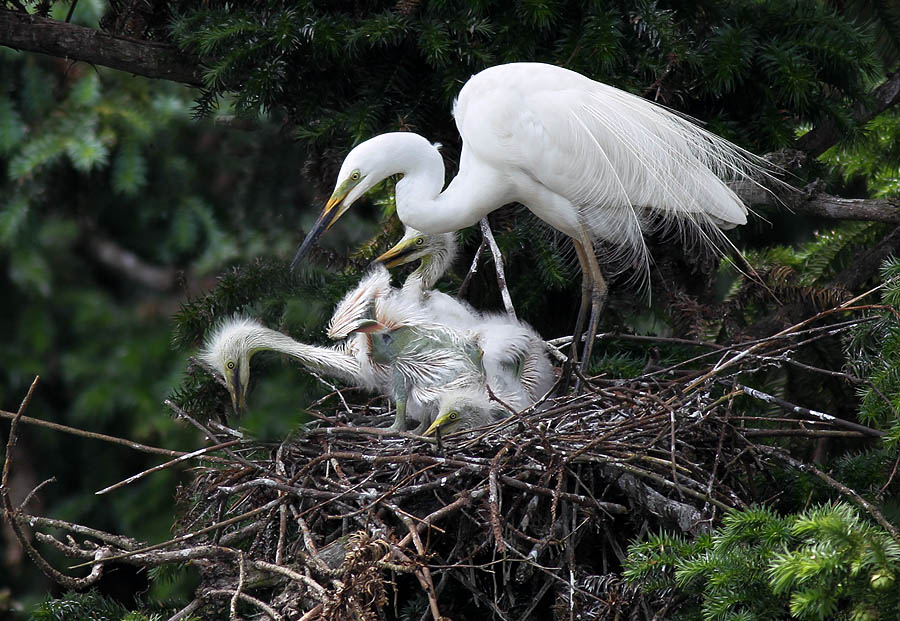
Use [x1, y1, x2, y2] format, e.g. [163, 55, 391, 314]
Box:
[374, 238, 419, 268]
[290, 195, 345, 271]
[423, 418, 443, 436]
[228, 376, 247, 414]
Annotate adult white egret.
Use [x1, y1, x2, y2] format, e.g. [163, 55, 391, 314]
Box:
[291, 62, 767, 371]
[198, 316, 363, 413]
[375, 227, 555, 407]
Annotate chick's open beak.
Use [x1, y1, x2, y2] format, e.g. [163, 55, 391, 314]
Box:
[374, 238, 419, 268]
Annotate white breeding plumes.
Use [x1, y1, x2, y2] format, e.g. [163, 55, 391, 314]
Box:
[292, 61, 772, 374]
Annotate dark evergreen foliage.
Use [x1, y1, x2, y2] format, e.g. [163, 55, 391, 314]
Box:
[4, 0, 900, 617]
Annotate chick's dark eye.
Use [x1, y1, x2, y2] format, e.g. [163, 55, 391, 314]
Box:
[416, 238, 424, 246]
[227, 361, 235, 370]
[449, 412, 458, 420]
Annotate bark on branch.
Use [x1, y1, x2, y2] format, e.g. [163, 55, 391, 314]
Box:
[736, 180, 900, 225]
[0, 9, 202, 85]
[796, 69, 900, 158]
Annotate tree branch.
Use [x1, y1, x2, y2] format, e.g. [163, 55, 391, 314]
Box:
[737, 180, 900, 225]
[0, 9, 202, 86]
[796, 69, 900, 158]
[86, 233, 177, 291]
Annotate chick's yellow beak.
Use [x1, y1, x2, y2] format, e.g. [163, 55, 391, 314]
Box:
[423, 415, 447, 437]
[374, 237, 419, 268]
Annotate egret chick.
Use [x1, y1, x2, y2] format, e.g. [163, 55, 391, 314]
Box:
[376, 228, 556, 408]
[199, 317, 362, 413]
[424, 388, 505, 437]
[329, 276, 486, 431]
[293, 61, 772, 373]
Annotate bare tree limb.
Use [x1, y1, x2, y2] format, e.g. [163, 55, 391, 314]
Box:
[86, 233, 177, 291]
[0, 9, 202, 85]
[796, 68, 900, 158]
[737, 181, 900, 224]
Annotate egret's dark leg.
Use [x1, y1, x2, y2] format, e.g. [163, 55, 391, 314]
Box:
[561, 240, 593, 392]
[577, 231, 608, 388]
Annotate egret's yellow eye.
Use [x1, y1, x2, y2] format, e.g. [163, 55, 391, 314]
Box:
[227, 361, 235, 370]
[415, 237, 425, 246]
[350, 170, 361, 181]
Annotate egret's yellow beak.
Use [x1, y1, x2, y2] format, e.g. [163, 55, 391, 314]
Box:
[290, 178, 359, 271]
[374, 237, 420, 268]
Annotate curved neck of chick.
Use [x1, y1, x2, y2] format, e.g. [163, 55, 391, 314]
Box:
[392, 137, 500, 234]
[251, 327, 360, 381]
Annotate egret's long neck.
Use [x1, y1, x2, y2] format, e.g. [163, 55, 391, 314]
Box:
[253, 329, 360, 382]
[393, 138, 506, 234]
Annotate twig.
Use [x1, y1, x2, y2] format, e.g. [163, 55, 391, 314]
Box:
[457, 235, 486, 299]
[207, 589, 283, 621]
[480, 217, 516, 319]
[0, 408, 228, 462]
[2, 377, 107, 589]
[165, 400, 276, 476]
[489, 445, 510, 553]
[69, 498, 284, 569]
[19, 477, 55, 510]
[64, 0, 79, 23]
[756, 446, 900, 541]
[166, 598, 204, 621]
[683, 304, 900, 393]
[736, 384, 884, 437]
[231, 551, 246, 620]
[96, 440, 241, 495]
[18, 514, 141, 550]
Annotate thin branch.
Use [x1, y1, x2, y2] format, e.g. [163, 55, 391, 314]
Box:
[756, 445, 900, 541]
[737, 384, 883, 438]
[795, 68, 900, 157]
[0, 408, 229, 463]
[457, 235, 486, 299]
[96, 440, 241, 495]
[2, 377, 107, 589]
[480, 217, 516, 319]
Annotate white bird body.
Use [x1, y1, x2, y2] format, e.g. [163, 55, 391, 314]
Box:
[295, 62, 768, 374]
[328, 269, 486, 430]
[376, 227, 556, 410]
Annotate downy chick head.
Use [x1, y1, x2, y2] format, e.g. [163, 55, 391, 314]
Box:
[424, 387, 501, 436]
[198, 317, 266, 414]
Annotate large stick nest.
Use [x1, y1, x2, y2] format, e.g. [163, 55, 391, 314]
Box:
[3, 306, 888, 620]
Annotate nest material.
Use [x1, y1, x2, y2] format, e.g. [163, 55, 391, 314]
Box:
[171, 375, 761, 620]
[4, 306, 889, 620]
